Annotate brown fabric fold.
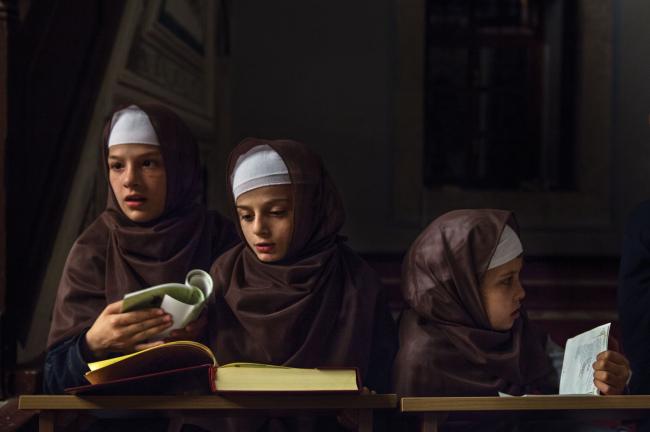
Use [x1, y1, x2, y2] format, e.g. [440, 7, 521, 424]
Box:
[393, 209, 555, 397]
[209, 138, 390, 378]
[47, 103, 237, 349]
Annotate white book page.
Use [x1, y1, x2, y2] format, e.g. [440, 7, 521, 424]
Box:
[185, 269, 213, 299]
[156, 270, 213, 338]
[125, 269, 214, 340]
[156, 294, 200, 337]
[559, 323, 610, 395]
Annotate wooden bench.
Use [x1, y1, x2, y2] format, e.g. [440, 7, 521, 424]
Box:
[19, 393, 398, 432]
[401, 395, 650, 432]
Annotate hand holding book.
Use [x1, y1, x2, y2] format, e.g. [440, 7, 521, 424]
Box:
[165, 308, 207, 341]
[133, 311, 208, 352]
[84, 270, 213, 360]
[501, 324, 632, 397]
[84, 301, 173, 360]
[592, 342, 631, 395]
[121, 269, 213, 339]
[560, 323, 631, 395]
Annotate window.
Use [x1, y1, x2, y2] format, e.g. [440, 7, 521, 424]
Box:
[423, 0, 576, 190]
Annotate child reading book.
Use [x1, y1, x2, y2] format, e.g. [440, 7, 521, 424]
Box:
[393, 210, 631, 429]
[44, 104, 238, 394]
[207, 138, 397, 431]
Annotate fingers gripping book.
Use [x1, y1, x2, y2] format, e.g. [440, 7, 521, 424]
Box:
[121, 269, 212, 337]
[500, 323, 612, 397]
[559, 322, 611, 395]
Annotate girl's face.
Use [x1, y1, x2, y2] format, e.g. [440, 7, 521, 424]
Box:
[108, 144, 167, 223]
[236, 185, 294, 262]
[480, 257, 525, 331]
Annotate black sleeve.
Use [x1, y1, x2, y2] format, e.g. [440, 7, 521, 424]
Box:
[619, 200, 650, 394]
[42, 331, 91, 394]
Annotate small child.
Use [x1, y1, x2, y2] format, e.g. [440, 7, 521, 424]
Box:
[393, 209, 630, 429]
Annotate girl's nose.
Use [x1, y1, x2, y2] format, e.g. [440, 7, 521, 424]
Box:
[514, 277, 526, 302]
[123, 164, 140, 188]
[252, 217, 269, 236]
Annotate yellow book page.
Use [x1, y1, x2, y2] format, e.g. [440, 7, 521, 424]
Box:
[216, 365, 358, 392]
[84, 340, 216, 385]
[88, 340, 214, 371]
[88, 350, 141, 372]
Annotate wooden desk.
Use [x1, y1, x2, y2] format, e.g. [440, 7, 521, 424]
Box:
[401, 396, 650, 432]
[19, 393, 397, 432]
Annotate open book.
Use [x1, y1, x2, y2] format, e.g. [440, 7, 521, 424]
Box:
[500, 323, 611, 397]
[121, 269, 212, 337]
[65, 341, 361, 395]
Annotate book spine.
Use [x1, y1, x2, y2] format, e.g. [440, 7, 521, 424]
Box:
[209, 366, 217, 393]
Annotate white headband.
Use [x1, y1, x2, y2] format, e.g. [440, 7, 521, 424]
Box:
[487, 225, 523, 270]
[231, 144, 291, 200]
[108, 105, 159, 147]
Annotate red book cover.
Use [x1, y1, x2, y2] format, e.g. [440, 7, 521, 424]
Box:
[65, 364, 214, 395]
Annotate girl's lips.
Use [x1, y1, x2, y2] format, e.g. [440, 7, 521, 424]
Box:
[255, 243, 274, 253]
[125, 195, 146, 208]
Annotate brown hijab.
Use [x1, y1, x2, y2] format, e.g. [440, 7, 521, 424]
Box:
[47, 103, 237, 349]
[393, 209, 555, 397]
[209, 138, 388, 380]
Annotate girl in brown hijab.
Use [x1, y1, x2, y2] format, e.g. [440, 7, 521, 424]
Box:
[44, 104, 238, 394]
[208, 138, 397, 431]
[393, 210, 630, 429]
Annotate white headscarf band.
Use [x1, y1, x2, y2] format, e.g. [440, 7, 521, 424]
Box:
[487, 224, 523, 270]
[231, 144, 291, 200]
[108, 105, 159, 147]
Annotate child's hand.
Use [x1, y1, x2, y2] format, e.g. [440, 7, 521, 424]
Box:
[165, 309, 207, 342]
[85, 300, 172, 359]
[592, 350, 631, 395]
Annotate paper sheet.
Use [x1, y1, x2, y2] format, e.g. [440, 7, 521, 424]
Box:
[559, 322, 610, 395]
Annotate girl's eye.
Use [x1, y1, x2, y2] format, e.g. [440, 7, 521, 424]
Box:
[240, 214, 253, 222]
[501, 277, 513, 286]
[143, 159, 158, 168]
[270, 210, 287, 217]
[109, 162, 123, 170]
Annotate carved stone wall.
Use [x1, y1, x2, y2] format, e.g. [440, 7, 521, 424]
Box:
[115, 0, 216, 133]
